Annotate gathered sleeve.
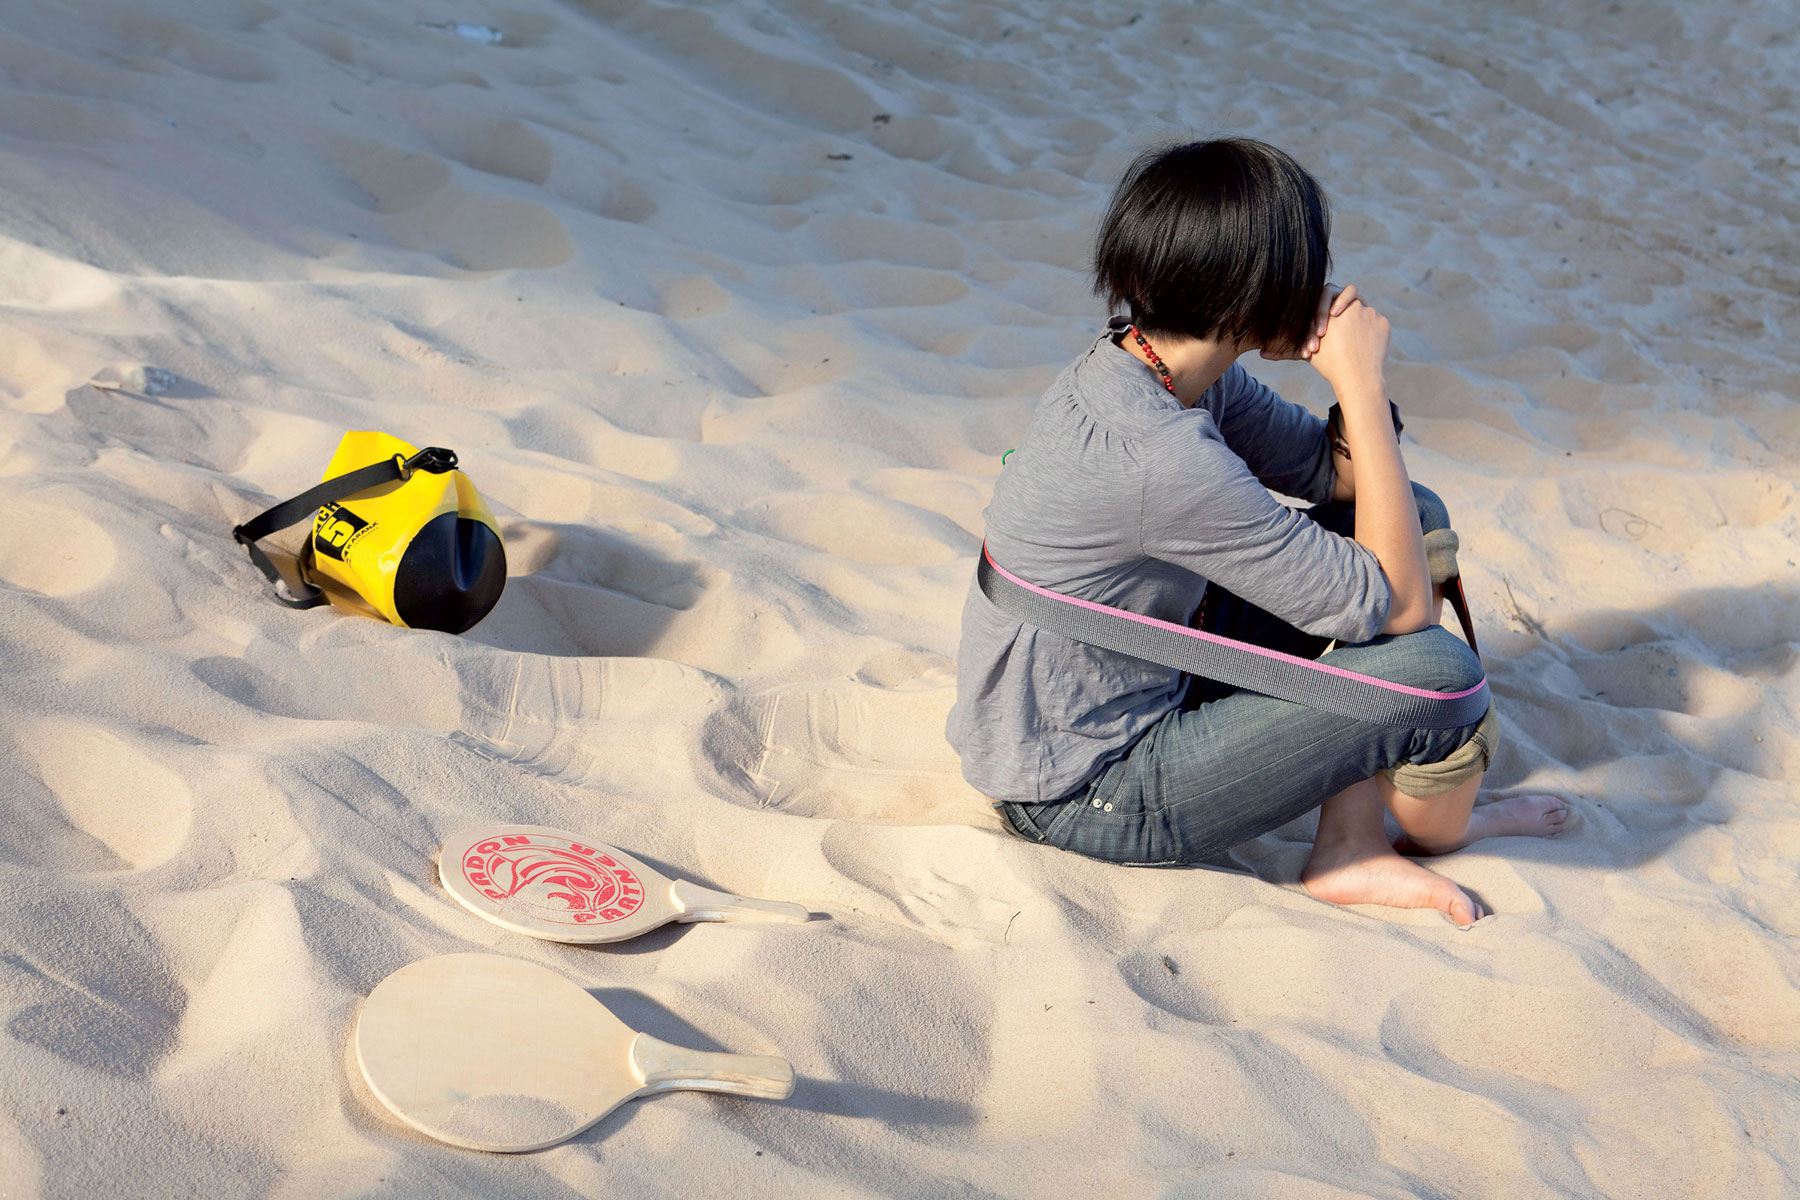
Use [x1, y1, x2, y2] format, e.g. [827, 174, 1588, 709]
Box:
[1139, 423, 1391, 643]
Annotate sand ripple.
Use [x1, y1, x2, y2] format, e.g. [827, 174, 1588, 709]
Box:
[1, 0, 1797, 1194]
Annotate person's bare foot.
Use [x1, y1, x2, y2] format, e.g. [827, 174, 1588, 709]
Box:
[1302, 842, 1485, 927]
[1394, 793, 1568, 857]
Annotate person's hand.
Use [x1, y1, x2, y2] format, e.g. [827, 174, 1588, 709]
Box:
[1306, 287, 1389, 399]
[1259, 283, 1357, 361]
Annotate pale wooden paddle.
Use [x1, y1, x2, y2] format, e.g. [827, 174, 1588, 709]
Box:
[438, 823, 808, 944]
[355, 952, 795, 1152]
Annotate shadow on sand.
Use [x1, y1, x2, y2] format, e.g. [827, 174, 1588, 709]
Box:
[463, 519, 705, 659]
[1185, 582, 1799, 888]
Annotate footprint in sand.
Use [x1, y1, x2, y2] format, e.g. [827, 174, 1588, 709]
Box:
[654, 274, 734, 320]
[406, 101, 555, 186]
[190, 656, 329, 722]
[1412, 296, 1502, 361]
[820, 824, 1025, 945]
[1576, 1076, 1748, 1200]
[326, 134, 451, 214]
[750, 493, 964, 566]
[0, 90, 134, 147]
[854, 647, 955, 690]
[1382, 973, 1657, 1095]
[869, 113, 955, 163]
[284, 20, 356, 66]
[324, 135, 573, 272]
[859, 470, 990, 541]
[828, 263, 970, 310]
[701, 168, 833, 209]
[806, 211, 965, 271]
[702, 669, 969, 822]
[590, 174, 659, 224]
[158, 884, 322, 1079]
[397, 191, 574, 272]
[94, 2, 277, 80]
[1115, 950, 1231, 1025]
[0, 492, 116, 596]
[452, 653, 719, 786]
[504, 521, 705, 610]
[6, 889, 186, 1077]
[961, 216, 1087, 272]
[503, 411, 688, 484]
[87, 6, 278, 83]
[22, 722, 194, 871]
[461, 521, 711, 661]
[587, 2, 882, 134]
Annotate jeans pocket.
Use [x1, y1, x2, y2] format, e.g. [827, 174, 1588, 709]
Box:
[1041, 759, 1127, 843]
[1034, 793, 1092, 846]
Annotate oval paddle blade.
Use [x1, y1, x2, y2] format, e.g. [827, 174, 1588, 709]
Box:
[355, 953, 639, 1152]
[438, 824, 678, 943]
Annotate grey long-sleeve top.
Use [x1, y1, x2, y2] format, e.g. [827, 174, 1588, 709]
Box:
[945, 327, 1393, 805]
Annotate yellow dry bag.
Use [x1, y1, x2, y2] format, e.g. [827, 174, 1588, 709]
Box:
[233, 431, 506, 633]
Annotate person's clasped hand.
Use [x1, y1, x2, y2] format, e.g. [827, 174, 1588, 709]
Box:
[1259, 283, 1361, 362]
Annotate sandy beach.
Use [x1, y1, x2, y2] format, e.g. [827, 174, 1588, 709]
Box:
[2, 0, 1798, 1194]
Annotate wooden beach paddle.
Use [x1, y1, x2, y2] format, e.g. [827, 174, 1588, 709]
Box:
[355, 952, 796, 1152]
[438, 823, 809, 944]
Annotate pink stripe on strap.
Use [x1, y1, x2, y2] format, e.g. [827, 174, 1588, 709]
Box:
[982, 544, 1486, 703]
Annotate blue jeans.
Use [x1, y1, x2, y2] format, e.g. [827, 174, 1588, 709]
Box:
[997, 485, 1485, 866]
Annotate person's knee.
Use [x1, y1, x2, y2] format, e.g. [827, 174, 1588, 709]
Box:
[1312, 484, 1453, 537]
[1411, 482, 1451, 534]
[1385, 700, 1500, 797]
[1377, 626, 1494, 796]
[1382, 624, 1484, 694]
[1409, 484, 1461, 585]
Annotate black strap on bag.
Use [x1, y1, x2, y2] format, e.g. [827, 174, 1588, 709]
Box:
[232, 446, 458, 608]
[977, 543, 1490, 729]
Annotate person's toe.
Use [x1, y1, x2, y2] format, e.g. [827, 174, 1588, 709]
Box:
[1445, 887, 1482, 927]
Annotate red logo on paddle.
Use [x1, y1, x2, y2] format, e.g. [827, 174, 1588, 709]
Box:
[461, 834, 645, 925]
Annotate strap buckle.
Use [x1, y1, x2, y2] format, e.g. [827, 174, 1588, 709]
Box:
[397, 446, 458, 480]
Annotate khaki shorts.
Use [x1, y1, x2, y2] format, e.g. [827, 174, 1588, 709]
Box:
[1383, 699, 1500, 797]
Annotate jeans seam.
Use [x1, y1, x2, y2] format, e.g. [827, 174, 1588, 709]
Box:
[1135, 713, 1362, 819]
[1039, 796, 1085, 843]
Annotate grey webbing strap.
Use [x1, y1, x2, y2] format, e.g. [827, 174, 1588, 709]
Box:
[977, 545, 1490, 729]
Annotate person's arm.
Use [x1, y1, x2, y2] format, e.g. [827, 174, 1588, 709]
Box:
[1207, 366, 1335, 504]
[1142, 435, 1392, 645]
[1307, 295, 1432, 634]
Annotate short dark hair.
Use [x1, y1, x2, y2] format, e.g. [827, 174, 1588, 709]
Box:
[1093, 138, 1331, 352]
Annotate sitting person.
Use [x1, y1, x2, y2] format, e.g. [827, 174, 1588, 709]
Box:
[946, 138, 1565, 926]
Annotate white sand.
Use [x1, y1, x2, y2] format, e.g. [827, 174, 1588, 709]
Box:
[2, 0, 1798, 1194]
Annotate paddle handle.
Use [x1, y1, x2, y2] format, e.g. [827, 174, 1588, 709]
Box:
[631, 1033, 796, 1100]
[670, 878, 809, 925]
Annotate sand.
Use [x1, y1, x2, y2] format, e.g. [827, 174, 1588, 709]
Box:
[1, 0, 1797, 1195]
